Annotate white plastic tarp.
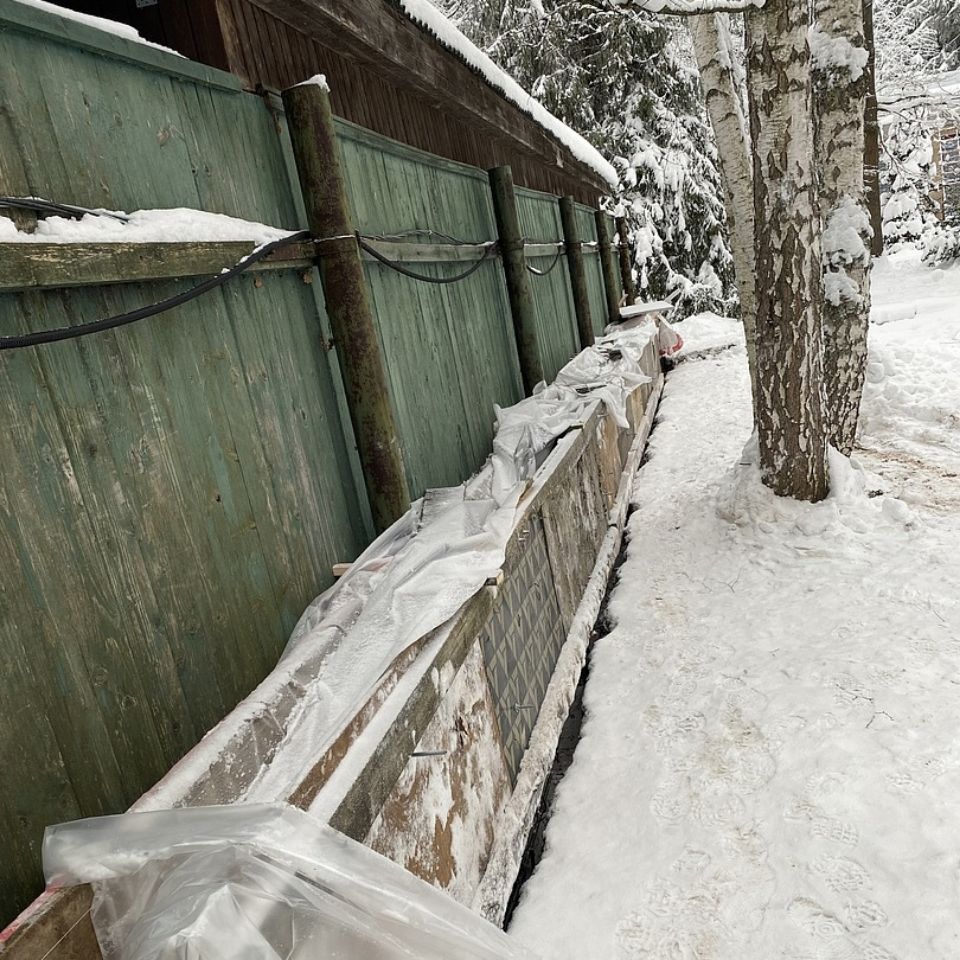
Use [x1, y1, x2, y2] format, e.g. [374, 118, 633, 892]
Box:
[43, 803, 543, 960]
[140, 324, 657, 809]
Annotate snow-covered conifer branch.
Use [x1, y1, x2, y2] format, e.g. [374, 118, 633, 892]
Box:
[611, 0, 763, 14]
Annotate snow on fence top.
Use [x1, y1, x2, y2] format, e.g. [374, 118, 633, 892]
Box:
[397, 0, 619, 188]
[0, 208, 294, 245]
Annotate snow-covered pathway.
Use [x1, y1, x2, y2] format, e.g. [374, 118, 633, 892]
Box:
[508, 252, 960, 960]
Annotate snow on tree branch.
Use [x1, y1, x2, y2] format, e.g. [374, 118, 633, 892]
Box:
[611, 0, 763, 14]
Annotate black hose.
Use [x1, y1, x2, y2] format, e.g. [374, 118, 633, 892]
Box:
[0, 196, 130, 222]
[361, 227, 477, 246]
[526, 246, 564, 276]
[357, 234, 498, 284]
[0, 231, 310, 351]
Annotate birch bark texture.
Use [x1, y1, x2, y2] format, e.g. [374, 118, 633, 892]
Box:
[746, 0, 830, 501]
[813, 0, 873, 456]
[688, 13, 758, 406]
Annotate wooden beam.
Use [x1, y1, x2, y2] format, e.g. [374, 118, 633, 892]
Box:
[595, 211, 621, 325]
[559, 196, 594, 349]
[283, 79, 410, 534]
[0, 238, 507, 294]
[0, 241, 314, 292]
[359, 240, 494, 263]
[616, 216, 637, 306]
[489, 165, 544, 395]
[523, 242, 564, 258]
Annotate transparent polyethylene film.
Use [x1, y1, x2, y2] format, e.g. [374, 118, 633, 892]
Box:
[43, 804, 543, 960]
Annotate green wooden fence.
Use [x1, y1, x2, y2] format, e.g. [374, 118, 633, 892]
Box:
[516, 186, 582, 382]
[575, 202, 614, 339]
[0, 0, 617, 923]
[337, 122, 523, 497]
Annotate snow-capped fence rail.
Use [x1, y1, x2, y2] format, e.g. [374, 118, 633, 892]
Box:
[0, 0, 627, 931]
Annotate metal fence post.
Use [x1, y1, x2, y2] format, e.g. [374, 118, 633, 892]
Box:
[595, 210, 621, 325]
[559, 196, 594, 349]
[615, 215, 637, 306]
[488, 165, 544, 394]
[282, 79, 409, 533]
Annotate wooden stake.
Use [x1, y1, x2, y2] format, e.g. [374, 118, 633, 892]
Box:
[595, 211, 621, 325]
[616, 215, 637, 306]
[283, 80, 409, 533]
[488, 165, 544, 394]
[559, 196, 594, 349]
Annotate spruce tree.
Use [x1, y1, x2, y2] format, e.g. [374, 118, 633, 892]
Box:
[441, 0, 736, 314]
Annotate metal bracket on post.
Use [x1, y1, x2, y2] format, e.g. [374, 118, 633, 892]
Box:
[282, 80, 409, 533]
[488, 165, 544, 395]
[616, 215, 637, 306]
[595, 210, 621, 326]
[558, 196, 594, 350]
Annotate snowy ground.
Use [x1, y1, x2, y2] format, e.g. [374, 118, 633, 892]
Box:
[508, 250, 960, 960]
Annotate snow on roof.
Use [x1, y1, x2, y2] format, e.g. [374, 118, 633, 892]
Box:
[927, 69, 960, 97]
[880, 67, 960, 107]
[397, 0, 619, 188]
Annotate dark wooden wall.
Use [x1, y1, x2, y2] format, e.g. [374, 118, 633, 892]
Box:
[52, 0, 609, 205]
[51, 0, 230, 68]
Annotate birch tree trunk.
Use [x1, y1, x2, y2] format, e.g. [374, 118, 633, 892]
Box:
[688, 13, 759, 406]
[813, 0, 872, 456]
[746, 0, 830, 501]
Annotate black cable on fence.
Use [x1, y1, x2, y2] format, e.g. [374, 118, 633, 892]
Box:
[0, 231, 311, 351]
[0, 195, 533, 350]
[357, 234, 499, 284]
[525, 245, 564, 277]
[0, 196, 130, 222]
[362, 227, 475, 246]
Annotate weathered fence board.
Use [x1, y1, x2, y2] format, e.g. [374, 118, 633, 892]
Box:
[515, 186, 581, 382]
[0, 1, 611, 925]
[0, 273, 368, 921]
[337, 121, 524, 495]
[0, 9, 295, 223]
[575, 202, 611, 339]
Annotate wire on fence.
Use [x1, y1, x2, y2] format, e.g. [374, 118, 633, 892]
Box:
[525, 246, 564, 277]
[0, 231, 311, 351]
[0, 196, 578, 350]
[361, 227, 476, 246]
[357, 234, 499, 284]
[0, 196, 130, 222]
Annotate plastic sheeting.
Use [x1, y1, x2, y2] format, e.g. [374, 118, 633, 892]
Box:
[43, 804, 542, 960]
[139, 323, 657, 810]
[245, 324, 656, 803]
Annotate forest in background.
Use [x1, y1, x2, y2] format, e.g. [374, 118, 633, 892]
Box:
[439, 0, 960, 309]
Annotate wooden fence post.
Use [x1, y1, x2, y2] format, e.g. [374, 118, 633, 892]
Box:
[616, 215, 637, 306]
[559, 196, 594, 349]
[595, 210, 621, 325]
[282, 79, 409, 533]
[488, 165, 544, 394]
